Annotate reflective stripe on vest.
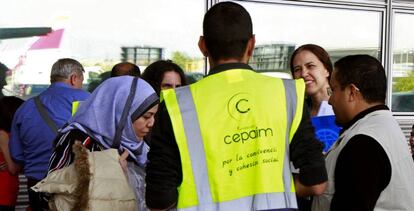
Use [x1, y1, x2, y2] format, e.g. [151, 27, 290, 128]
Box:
[163, 69, 305, 210]
[72, 101, 81, 116]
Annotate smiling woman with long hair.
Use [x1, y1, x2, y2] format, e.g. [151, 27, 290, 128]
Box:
[290, 44, 333, 117]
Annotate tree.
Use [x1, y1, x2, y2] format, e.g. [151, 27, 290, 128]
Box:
[393, 70, 414, 92]
[171, 51, 191, 71]
[170, 51, 204, 72]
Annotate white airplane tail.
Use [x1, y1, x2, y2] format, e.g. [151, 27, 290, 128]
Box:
[0, 16, 71, 98]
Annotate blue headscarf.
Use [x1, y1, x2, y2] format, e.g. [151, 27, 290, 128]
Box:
[61, 76, 158, 166]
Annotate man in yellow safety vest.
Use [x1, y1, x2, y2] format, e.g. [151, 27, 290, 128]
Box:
[146, 2, 327, 210]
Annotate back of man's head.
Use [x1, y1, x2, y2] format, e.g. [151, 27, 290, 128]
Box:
[334, 54, 386, 104]
[0, 62, 8, 98]
[111, 62, 140, 77]
[50, 58, 84, 83]
[203, 2, 253, 61]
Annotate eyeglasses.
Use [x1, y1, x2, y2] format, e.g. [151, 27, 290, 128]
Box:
[326, 84, 360, 97]
[351, 84, 360, 92]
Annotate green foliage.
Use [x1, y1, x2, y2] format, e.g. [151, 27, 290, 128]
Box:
[394, 71, 414, 92]
[88, 71, 100, 80]
[95, 62, 113, 72]
[170, 51, 204, 72]
[171, 51, 191, 71]
[82, 59, 118, 92]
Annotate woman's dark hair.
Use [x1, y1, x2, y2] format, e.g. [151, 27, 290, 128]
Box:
[290, 44, 333, 80]
[141, 60, 187, 95]
[0, 96, 25, 132]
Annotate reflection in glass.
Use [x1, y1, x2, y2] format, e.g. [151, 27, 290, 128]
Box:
[392, 13, 414, 112]
[0, 0, 204, 99]
[237, 1, 381, 75]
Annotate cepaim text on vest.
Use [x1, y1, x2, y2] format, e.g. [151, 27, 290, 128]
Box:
[223, 127, 274, 144]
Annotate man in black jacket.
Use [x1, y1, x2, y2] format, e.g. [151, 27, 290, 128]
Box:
[145, 2, 328, 210]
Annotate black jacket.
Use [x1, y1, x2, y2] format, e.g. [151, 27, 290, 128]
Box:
[145, 63, 328, 209]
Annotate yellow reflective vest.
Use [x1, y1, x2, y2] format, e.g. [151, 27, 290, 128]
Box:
[72, 101, 81, 115]
[162, 68, 305, 210]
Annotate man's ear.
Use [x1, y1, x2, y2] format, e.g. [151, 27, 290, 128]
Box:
[349, 84, 360, 102]
[246, 35, 256, 57]
[198, 36, 209, 57]
[69, 73, 77, 87]
[240, 35, 256, 63]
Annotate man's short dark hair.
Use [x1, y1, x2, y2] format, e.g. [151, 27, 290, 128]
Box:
[0, 62, 8, 98]
[111, 62, 140, 77]
[203, 2, 253, 61]
[334, 54, 386, 103]
[0, 96, 24, 132]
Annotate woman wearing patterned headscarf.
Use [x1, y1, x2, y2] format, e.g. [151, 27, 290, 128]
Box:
[44, 76, 159, 210]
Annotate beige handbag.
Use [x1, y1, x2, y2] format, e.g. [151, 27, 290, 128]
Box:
[32, 143, 137, 211]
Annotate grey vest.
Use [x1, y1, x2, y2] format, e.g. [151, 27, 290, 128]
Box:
[312, 109, 414, 211]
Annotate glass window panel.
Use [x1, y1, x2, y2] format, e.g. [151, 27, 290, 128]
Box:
[316, 0, 385, 3]
[394, 0, 414, 3]
[236, 1, 382, 78]
[0, 0, 204, 98]
[392, 13, 414, 112]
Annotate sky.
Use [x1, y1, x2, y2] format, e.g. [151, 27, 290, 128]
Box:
[1, 0, 413, 62]
[0, 0, 204, 60]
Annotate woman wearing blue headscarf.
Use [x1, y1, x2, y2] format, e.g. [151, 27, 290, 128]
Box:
[46, 76, 159, 210]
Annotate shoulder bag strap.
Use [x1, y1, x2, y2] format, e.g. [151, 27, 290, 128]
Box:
[112, 77, 138, 149]
[34, 96, 59, 135]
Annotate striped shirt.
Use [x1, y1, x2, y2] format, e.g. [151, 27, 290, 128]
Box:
[48, 129, 103, 173]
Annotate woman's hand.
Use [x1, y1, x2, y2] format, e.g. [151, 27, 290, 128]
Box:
[0, 161, 6, 171]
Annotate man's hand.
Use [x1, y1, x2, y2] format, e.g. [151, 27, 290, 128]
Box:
[294, 176, 327, 197]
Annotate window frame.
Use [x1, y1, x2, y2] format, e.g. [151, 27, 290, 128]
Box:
[210, 0, 414, 112]
[390, 8, 414, 115]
